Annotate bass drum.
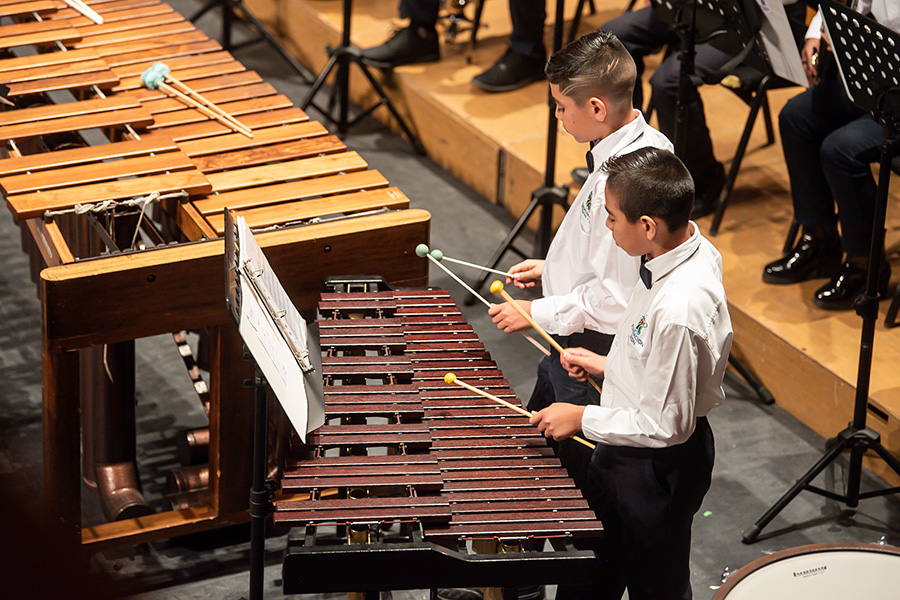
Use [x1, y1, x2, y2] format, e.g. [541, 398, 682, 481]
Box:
[713, 542, 900, 599]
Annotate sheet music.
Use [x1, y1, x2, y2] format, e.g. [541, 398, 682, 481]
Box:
[234, 215, 325, 442]
[754, 0, 808, 87]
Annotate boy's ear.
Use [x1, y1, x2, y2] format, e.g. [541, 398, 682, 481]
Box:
[588, 96, 607, 122]
[639, 215, 658, 241]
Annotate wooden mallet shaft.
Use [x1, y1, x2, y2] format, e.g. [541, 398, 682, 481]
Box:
[490, 280, 603, 395]
[158, 81, 253, 138]
[167, 75, 253, 137]
[444, 373, 595, 450]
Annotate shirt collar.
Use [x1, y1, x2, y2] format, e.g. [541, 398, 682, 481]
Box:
[589, 109, 648, 173]
[641, 222, 701, 289]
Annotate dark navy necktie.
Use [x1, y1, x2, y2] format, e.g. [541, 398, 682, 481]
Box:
[585, 149, 594, 174]
[639, 256, 652, 289]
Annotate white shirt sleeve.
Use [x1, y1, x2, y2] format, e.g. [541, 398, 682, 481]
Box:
[581, 322, 700, 447]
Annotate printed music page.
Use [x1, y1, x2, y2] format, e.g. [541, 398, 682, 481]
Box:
[234, 215, 325, 442]
[755, 0, 808, 87]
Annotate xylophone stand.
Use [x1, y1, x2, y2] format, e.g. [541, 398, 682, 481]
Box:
[300, 0, 426, 155]
[742, 0, 900, 544]
[467, 0, 569, 302]
[190, 0, 314, 84]
[240, 359, 275, 600]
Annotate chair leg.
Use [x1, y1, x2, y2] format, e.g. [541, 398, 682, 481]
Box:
[465, 0, 487, 63]
[710, 78, 770, 235]
[761, 91, 775, 146]
[885, 284, 900, 328]
[568, 0, 589, 45]
[624, 0, 639, 11]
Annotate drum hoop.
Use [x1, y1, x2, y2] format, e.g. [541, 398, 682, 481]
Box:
[713, 542, 900, 599]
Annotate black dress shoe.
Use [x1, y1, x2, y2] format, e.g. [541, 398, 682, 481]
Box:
[471, 47, 545, 93]
[762, 232, 842, 285]
[813, 260, 891, 311]
[359, 25, 440, 68]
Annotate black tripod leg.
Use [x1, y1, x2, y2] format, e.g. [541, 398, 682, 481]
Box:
[301, 53, 340, 110]
[355, 62, 426, 155]
[465, 194, 542, 305]
[742, 435, 849, 543]
[727, 354, 774, 405]
[232, 3, 315, 83]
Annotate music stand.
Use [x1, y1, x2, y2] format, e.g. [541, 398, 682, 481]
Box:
[742, 0, 900, 544]
[467, 0, 570, 301]
[190, 0, 314, 84]
[225, 211, 325, 599]
[299, 0, 425, 155]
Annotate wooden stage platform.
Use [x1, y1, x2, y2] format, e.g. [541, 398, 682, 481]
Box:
[249, 0, 900, 482]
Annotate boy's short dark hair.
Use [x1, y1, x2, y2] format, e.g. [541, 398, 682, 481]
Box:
[544, 30, 636, 107]
[601, 147, 694, 232]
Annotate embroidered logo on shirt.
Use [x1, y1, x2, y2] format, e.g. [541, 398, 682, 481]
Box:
[581, 190, 592, 223]
[629, 315, 648, 347]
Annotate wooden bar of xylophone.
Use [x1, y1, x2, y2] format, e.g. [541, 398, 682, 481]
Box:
[0, 0, 429, 551]
[278, 288, 603, 594]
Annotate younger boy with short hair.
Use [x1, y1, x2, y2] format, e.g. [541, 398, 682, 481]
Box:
[531, 146, 733, 600]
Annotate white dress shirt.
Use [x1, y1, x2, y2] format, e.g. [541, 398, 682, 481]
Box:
[531, 111, 673, 337]
[581, 225, 734, 448]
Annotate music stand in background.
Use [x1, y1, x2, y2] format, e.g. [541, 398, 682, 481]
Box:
[468, 0, 570, 302]
[225, 211, 325, 600]
[300, 0, 425, 155]
[742, 0, 900, 544]
[190, 0, 314, 84]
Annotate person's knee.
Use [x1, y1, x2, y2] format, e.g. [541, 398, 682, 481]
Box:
[819, 131, 866, 176]
[649, 58, 681, 98]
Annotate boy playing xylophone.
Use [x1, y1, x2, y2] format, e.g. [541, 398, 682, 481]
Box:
[532, 147, 733, 600]
[488, 30, 672, 493]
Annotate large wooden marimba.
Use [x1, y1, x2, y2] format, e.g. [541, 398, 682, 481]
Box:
[0, 0, 428, 551]
[277, 287, 604, 594]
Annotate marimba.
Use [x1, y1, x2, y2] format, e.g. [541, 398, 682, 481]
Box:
[277, 287, 603, 594]
[0, 0, 428, 550]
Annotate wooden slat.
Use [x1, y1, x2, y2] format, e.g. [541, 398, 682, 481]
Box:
[128, 71, 264, 101]
[190, 135, 345, 173]
[208, 188, 409, 235]
[203, 151, 369, 193]
[7, 70, 119, 96]
[109, 49, 235, 79]
[70, 21, 196, 49]
[0, 150, 196, 194]
[175, 199, 218, 241]
[0, 47, 100, 73]
[135, 106, 307, 142]
[1, 57, 114, 84]
[63, 10, 185, 35]
[0, 0, 61, 18]
[88, 30, 210, 57]
[0, 137, 178, 176]
[8, 170, 212, 219]
[100, 39, 222, 68]
[176, 121, 328, 157]
[0, 26, 80, 49]
[52, 2, 176, 23]
[0, 95, 141, 127]
[192, 169, 389, 214]
[146, 95, 293, 129]
[0, 106, 153, 142]
[114, 59, 246, 92]
[139, 82, 277, 116]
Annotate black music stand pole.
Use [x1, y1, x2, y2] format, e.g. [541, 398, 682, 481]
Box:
[467, 0, 569, 302]
[742, 0, 900, 544]
[190, 0, 314, 84]
[300, 0, 425, 155]
[243, 362, 272, 600]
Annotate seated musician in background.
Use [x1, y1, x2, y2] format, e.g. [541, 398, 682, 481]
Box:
[762, 0, 900, 310]
[488, 30, 672, 498]
[599, 0, 809, 217]
[532, 146, 733, 600]
[359, 0, 547, 92]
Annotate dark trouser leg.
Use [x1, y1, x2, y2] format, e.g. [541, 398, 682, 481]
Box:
[601, 6, 674, 110]
[587, 419, 715, 600]
[820, 116, 881, 257]
[399, 0, 440, 26]
[508, 0, 546, 58]
[649, 43, 730, 180]
[778, 74, 863, 228]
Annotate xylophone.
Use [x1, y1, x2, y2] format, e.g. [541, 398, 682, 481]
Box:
[0, 0, 429, 550]
[277, 286, 603, 594]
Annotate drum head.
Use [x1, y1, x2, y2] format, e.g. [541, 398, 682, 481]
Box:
[714, 543, 900, 599]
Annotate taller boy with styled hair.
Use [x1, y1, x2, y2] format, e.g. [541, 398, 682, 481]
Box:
[533, 146, 733, 600]
[488, 30, 672, 494]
